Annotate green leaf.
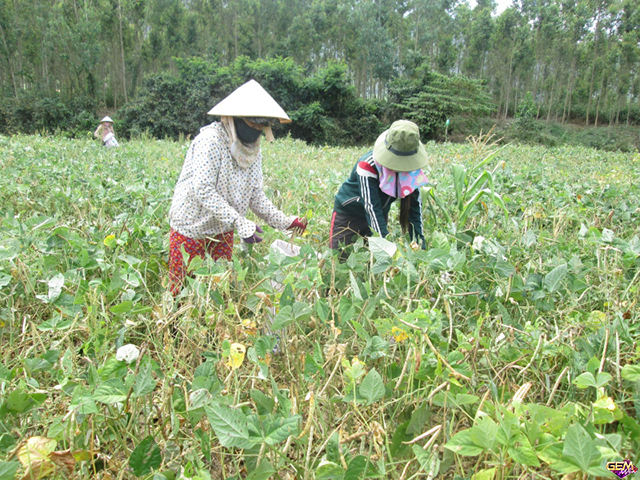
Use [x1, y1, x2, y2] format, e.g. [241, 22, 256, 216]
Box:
[562, 423, 599, 473]
[359, 369, 385, 405]
[620, 415, 640, 443]
[6, 389, 35, 413]
[93, 378, 127, 404]
[362, 336, 388, 360]
[536, 433, 580, 474]
[70, 394, 99, 415]
[412, 445, 439, 474]
[133, 358, 156, 398]
[110, 300, 133, 314]
[204, 402, 252, 448]
[0, 245, 18, 262]
[250, 389, 275, 416]
[508, 434, 540, 467]
[369, 237, 397, 261]
[349, 271, 363, 301]
[271, 305, 294, 330]
[245, 460, 275, 480]
[292, 301, 313, 321]
[494, 260, 515, 278]
[0, 273, 12, 289]
[471, 468, 496, 480]
[444, 429, 484, 456]
[254, 336, 277, 359]
[99, 357, 128, 380]
[496, 409, 520, 447]
[470, 416, 498, 451]
[595, 372, 612, 388]
[407, 403, 430, 435]
[262, 415, 300, 444]
[344, 456, 369, 480]
[592, 396, 623, 425]
[326, 432, 342, 464]
[521, 230, 537, 248]
[188, 389, 213, 411]
[452, 164, 467, 208]
[129, 436, 162, 477]
[622, 364, 640, 382]
[194, 361, 217, 379]
[453, 394, 479, 407]
[46, 273, 64, 302]
[371, 256, 393, 274]
[315, 460, 345, 480]
[0, 461, 20, 480]
[573, 372, 597, 389]
[543, 263, 567, 292]
[37, 315, 72, 331]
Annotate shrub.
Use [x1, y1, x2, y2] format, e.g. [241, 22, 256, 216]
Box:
[0, 94, 97, 137]
[386, 62, 495, 139]
[117, 57, 384, 145]
[117, 57, 235, 139]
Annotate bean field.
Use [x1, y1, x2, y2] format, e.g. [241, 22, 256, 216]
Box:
[1, 133, 640, 480]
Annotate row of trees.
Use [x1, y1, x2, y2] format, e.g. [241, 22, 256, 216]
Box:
[1, 0, 639, 127]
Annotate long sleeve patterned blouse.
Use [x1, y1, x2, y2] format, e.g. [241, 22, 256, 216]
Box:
[169, 122, 294, 240]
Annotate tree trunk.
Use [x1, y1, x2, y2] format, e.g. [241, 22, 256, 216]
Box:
[117, 0, 128, 103]
[234, 7, 238, 59]
[0, 22, 18, 97]
[586, 6, 603, 126]
[503, 48, 515, 119]
[546, 71, 558, 123]
[562, 58, 577, 123]
[594, 68, 606, 126]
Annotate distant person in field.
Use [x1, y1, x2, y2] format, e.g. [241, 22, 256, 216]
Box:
[330, 119, 429, 253]
[94, 116, 119, 148]
[168, 79, 307, 295]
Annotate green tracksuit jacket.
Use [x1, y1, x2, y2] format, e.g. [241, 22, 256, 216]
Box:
[333, 151, 425, 247]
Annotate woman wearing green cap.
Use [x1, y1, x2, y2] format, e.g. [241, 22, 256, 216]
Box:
[329, 120, 429, 252]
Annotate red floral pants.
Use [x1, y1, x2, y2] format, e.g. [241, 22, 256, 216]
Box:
[168, 229, 234, 295]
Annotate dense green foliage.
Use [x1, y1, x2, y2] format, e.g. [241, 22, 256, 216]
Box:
[1, 0, 639, 132]
[118, 57, 385, 145]
[1, 135, 640, 478]
[387, 64, 495, 137]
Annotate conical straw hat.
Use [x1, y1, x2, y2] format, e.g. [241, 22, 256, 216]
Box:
[208, 79, 291, 124]
[101, 116, 114, 123]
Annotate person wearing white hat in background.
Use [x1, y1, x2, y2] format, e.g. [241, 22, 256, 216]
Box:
[168, 79, 308, 295]
[93, 116, 119, 148]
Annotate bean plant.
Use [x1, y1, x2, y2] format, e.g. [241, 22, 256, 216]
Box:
[0, 133, 639, 480]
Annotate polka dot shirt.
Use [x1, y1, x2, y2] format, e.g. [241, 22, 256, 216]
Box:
[169, 122, 295, 239]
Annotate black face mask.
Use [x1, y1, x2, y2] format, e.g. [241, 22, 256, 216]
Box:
[234, 118, 262, 144]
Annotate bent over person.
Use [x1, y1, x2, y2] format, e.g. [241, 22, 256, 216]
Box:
[330, 120, 429, 253]
[168, 79, 307, 295]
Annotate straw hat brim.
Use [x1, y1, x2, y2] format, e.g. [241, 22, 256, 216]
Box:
[373, 129, 429, 172]
[208, 79, 291, 124]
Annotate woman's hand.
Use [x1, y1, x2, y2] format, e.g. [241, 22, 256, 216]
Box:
[243, 225, 264, 244]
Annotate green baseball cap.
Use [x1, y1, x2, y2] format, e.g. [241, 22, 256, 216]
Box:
[373, 120, 429, 172]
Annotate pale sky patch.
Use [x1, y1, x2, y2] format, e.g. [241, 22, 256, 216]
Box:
[468, 0, 513, 15]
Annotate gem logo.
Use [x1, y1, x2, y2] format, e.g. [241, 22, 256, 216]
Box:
[607, 460, 638, 479]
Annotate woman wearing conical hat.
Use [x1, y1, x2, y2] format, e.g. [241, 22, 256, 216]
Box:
[330, 120, 429, 254]
[168, 79, 307, 295]
[94, 116, 119, 148]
